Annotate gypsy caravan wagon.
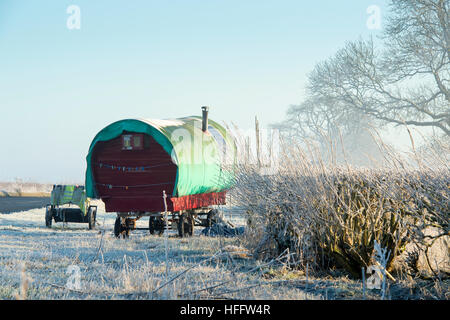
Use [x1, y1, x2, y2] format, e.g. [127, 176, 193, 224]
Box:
[85, 107, 236, 237]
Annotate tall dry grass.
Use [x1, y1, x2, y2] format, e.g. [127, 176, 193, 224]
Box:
[230, 129, 449, 279]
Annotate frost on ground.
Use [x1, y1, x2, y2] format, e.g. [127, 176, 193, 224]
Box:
[0, 202, 321, 300]
[1, 201, 446, 300]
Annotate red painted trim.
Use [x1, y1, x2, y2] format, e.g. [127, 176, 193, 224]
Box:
[103, 191, 227, 213]
[170, 191, 227, 211]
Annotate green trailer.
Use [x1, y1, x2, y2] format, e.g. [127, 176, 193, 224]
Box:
[45, 185, 97, 229]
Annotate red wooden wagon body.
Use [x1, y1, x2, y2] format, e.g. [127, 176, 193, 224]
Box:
[86, 108, 235, 237]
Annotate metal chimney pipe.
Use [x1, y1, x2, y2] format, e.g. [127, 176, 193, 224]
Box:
[201, 106, 209, 132]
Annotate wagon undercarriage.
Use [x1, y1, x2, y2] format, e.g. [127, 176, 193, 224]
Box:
[113, 208, 220, 238]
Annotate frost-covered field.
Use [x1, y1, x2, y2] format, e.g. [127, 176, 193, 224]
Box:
[1, 201, 446, 300]
[0, 202, 323, 300]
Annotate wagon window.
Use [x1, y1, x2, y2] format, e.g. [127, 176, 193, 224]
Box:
[122, 134, 144, 150]
[122, 135, 132, 150]
[133, 135, 142, 148]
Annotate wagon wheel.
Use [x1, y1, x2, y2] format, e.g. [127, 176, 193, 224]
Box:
[114, 217, 121, 237]
[178, 213, 194, 237]
[45, 206, 52, 228]
[149, 215, 165, 235]
[206, 209, 219, 227]
[114, 217, 127, 238]
[88, 207, 96, 230]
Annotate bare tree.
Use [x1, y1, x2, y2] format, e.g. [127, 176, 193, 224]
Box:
[274, 96, 364, 141]
[309, 0, 449, 137]
[273, 94, 381, 164]
[381, 0, 449, 132]
[278, 0, 449, 143]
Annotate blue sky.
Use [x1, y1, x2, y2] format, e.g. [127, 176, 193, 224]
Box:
[0, 0, 388, 183]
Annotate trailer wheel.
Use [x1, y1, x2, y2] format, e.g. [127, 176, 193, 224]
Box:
[45, 206, 52, 228]
[149, 216, 165, 235]
[114, 217, 124, 238]
[88, 207, 96, 230]
[178, 213, 194, 237]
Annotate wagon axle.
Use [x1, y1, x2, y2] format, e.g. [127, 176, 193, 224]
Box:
[113, 209, 219, 238]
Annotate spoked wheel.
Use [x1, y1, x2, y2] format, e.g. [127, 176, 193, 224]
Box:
[114, 217, 128, 238]
[178, 212, 194, 237]
[149, 215, 165, 235]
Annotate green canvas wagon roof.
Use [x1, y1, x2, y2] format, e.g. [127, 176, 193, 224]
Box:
[85, 116, 236, 199]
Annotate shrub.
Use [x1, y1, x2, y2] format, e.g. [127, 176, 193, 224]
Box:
[231, 137, 449, 279]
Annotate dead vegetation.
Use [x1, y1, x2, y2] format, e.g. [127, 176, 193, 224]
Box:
[231, 130, 449, 295]
[0, 131, 448, 299]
